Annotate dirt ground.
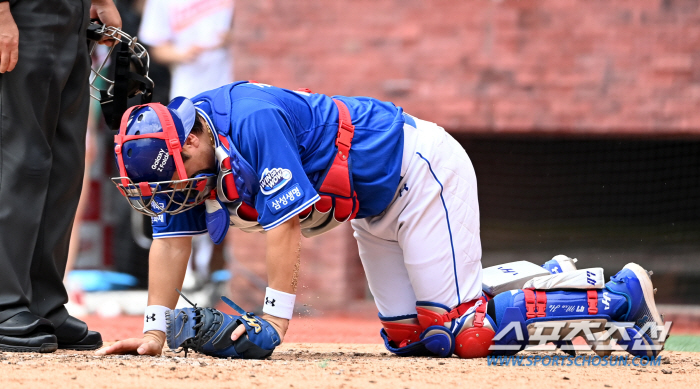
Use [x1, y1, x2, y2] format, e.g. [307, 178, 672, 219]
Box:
[1, 344, 699, 389]
[2, 315, 698, 389]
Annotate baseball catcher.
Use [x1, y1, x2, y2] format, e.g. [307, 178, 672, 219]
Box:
[95, 82, 666, 359]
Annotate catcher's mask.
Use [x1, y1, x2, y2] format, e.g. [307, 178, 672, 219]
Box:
[112, 97, 215, 217]
[87, 22, 154, 130]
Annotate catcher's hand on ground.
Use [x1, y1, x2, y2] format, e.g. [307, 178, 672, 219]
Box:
[95, 331, 165, 356]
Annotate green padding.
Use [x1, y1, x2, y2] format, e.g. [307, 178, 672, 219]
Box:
[664, 335, 700, 352]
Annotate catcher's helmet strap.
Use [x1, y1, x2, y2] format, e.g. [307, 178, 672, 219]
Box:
[114, 103, 189, 187]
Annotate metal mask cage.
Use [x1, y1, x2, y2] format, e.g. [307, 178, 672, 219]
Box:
[88, 24, 152, 102]
[112, 175, 216, 217]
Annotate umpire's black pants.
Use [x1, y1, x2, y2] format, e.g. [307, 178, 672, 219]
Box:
[0, 0, 90, 326]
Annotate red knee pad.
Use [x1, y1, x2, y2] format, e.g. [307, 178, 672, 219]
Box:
[416, 306, 449, 329]
[381, 321, 422, 347]
[454, 327, 495, 359]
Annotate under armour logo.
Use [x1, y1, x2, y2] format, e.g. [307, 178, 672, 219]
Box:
[399, 183, 409, 197]
[146, 314, 156, 322]
[265, 297, 276, 307]
[498, 266, 518, 276]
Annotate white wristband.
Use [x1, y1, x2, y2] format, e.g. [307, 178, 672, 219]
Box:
[262, 287, 296, 320]
[143, 305, 169, 333]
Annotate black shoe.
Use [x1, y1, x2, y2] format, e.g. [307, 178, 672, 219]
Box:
[0, 312, 57, 353]
[54, 315, 103, 350]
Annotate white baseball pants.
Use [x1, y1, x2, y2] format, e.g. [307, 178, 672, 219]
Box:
[351, 114, 483, 318]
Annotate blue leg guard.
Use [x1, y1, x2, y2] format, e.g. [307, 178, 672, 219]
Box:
[541, 255, 579, 354]
[490, 288, 628, 355]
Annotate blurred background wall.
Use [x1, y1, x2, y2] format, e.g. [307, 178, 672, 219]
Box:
[224, 0, 700, 309]
[234, 0, 699, 133]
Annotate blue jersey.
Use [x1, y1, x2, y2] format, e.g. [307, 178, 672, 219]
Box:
[152, 82, 405, 238]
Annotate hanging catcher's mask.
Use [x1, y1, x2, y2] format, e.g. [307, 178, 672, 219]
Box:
[87, 21, 154, 130]
[112, 98, 216, 217]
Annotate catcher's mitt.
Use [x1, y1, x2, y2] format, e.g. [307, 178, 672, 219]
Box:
[166, 291, 281, 359]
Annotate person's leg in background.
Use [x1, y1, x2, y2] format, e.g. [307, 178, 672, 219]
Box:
[0, 0, 92, 352]
[64, 109, 98, 281]
[29, 0, 103, 350]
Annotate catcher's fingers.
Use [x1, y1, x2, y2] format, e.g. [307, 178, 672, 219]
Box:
[230, 314, 287, 342]
[95, 337, 161, 356]
[230, 324, 246, 341]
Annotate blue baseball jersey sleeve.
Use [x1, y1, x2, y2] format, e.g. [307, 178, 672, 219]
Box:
[150, 195, 207, 238]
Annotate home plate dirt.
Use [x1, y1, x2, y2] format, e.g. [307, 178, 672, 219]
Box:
[1, 344, 699, 389]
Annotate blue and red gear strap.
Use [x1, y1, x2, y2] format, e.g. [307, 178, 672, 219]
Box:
[216, 135, 239, 201]
[416, 296, 489, 330]
[313, 99, 360, 221]
[523, 289, 547, 319]
[523, 288, 599, 319]
[217, 134, 258, 221]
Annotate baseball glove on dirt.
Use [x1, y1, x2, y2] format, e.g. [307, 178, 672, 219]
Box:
[166, 291, 281, 359]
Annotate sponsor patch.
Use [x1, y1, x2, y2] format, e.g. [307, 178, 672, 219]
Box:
[151, 149, 169, 172]
[151, 201, 166, 226]
[266, 184, 303, 214]
[260, 167, 292, 195]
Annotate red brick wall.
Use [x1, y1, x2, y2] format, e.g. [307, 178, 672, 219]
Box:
[233, 0, 700, 135]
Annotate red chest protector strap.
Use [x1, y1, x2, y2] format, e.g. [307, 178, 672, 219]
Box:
[310, 98, 360, 221]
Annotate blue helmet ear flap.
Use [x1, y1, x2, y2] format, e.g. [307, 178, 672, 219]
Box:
[167, 96, 196, 140]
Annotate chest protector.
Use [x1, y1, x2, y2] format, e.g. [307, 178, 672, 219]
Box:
[197, 82, 359, 239]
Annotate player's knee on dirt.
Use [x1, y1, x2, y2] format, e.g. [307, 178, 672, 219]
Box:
[379, 297, 498, 359]
[415, 299, 496, 359]
[379, 314, 454, 358]
[415, 300, 496, 359]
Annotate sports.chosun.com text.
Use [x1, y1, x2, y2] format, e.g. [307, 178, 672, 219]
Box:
[487, 354, 662, 367]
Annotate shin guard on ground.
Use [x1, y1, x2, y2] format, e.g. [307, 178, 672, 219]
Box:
[379, 314, 454, 358]
[416, 298, 496, 359]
